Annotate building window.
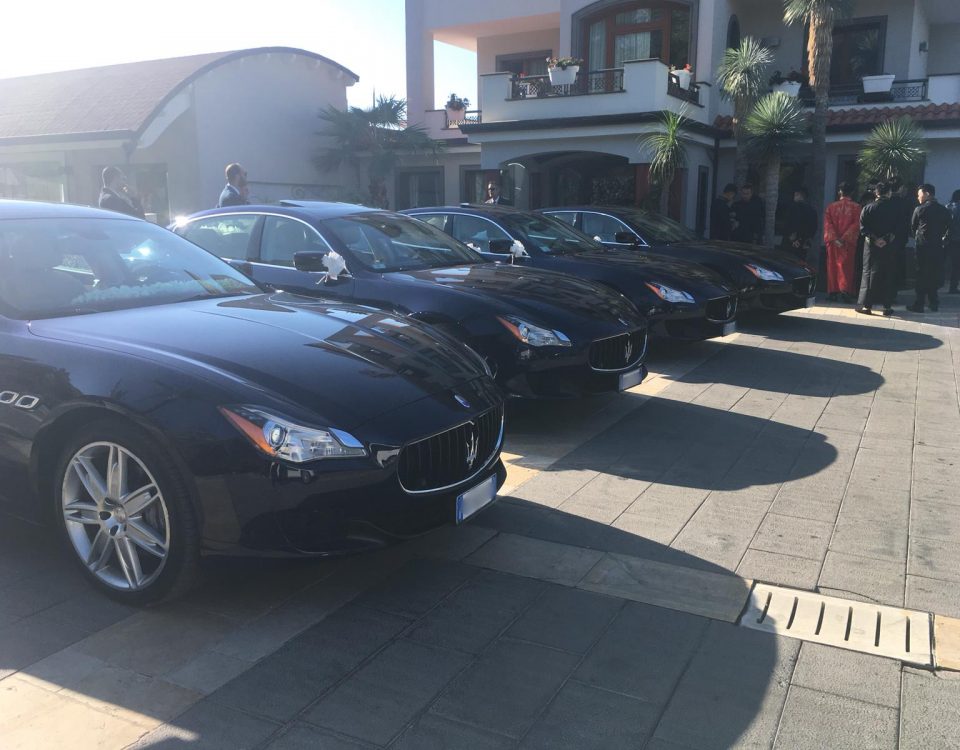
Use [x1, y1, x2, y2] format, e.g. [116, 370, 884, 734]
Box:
[395, 168, 443, 210]
[726, 15, 741, 50]
[804, 17, 886, 87]
[496, 50, 551, 77]
[582, 1, 693, 70]
[0, 162, 65, 203]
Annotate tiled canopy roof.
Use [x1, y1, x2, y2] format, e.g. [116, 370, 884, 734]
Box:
[713, 102, 960, 133]
[0, 47, 358, 144]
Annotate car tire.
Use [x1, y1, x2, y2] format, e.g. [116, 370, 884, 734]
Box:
[52, 418, 201, 605]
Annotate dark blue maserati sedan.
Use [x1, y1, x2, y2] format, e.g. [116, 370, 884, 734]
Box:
[174, 202, 649, 399]
[0, 200, 507, 603]
[402, 205, 740, 342]
[540, 206, 818, 313]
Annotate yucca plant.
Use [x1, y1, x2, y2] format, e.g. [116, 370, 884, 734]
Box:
[783, 0, 854, 215]
[716, 37, 774, 187]
[744, 92, 809, 247]
[316, 96, 441, 208]
[857, 117, 927, 184]
[638, 106, 691, 215]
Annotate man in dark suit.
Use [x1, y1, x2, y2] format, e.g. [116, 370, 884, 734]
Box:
[857, 182, 899, 316]
[907, 183, 951, 313]
[98, 166, 145, 218]
[218, 163, 248, 207]
[483, 181, 511, 205]
[710, 183, 736, 241]
[732, 183, 764, 244]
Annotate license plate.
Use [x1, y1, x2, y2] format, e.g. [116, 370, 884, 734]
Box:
[456, 475, 498, 524]
[618, 367, 644, 391]
[805, 295, 816, 308]
[722, 321, 737, 336]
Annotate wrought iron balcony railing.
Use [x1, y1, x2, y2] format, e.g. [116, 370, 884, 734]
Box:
[799, 79, 928, 106]
[444, 109, 482, 128]
[667, 74, 702, 105]
[509, 68, 625, 100]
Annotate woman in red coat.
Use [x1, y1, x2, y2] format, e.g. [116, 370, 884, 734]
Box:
[823, 182, 862, 301]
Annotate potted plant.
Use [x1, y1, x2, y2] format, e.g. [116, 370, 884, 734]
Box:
[547, 56, 582, 86]
[673, 63, 694, 90]
[769, 70, 803, 97]
[862, 74, 896, 94]
[445, 93, 469, 124]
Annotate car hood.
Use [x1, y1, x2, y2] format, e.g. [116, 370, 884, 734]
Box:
[387, 262, 645, 329]
[557, 248, 735, 297]
[686, 241, 816, 277]
[28, 293, 487, 431]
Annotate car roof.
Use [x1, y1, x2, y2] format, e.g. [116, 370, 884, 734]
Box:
[539, 206, 636, 216]
[183, 201, 380, 222]
[0, 199, 140, 221]
[404, 204, 524, 217]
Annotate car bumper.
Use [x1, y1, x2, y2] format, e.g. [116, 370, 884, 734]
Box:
[743, 275, 817, 312]
[649, 297, 738, 342]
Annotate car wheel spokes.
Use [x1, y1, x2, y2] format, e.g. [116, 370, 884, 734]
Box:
[62, 442, 171, 592]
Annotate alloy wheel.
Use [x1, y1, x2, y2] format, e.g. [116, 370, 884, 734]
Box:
[61, 441, 171, 592]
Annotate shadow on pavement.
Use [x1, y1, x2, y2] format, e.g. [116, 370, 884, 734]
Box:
[1, 495, 784, 749]
[741, 313, 943, 351]
[512, 395, 837, 491]
[673, 342, 884, 396]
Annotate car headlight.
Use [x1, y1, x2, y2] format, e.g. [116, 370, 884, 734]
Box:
[497, 316, 572, 347]
[219, 406, 366, 462]
[744, 264, 784, 282]
[644, 282, 696, 304]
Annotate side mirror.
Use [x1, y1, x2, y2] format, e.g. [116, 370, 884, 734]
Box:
[614, 231, 640, 245]
[488, 239, 514, 254]
[294, 251, 328, 272]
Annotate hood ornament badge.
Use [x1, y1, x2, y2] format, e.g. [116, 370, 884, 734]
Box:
[454, 394, 471, 410]
[465, 423, 479, 470]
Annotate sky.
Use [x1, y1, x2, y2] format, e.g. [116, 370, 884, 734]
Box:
[0, 0, 477, 111]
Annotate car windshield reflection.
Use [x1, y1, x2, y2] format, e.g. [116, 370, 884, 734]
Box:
[621, 210, 699, 244]
[500, 213, 597, 255]
[322, 213, 483, 273]
[0, 218, 260, 319]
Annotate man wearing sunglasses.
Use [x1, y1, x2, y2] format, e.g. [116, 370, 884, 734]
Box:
[483, 181, 510, 205]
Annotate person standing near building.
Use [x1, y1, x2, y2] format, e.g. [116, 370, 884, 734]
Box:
[732, 184, 764, 245]
[857, 182, 899, 316]
[98, 167, 145, 219]
[781, 186, 818, 261]
[907, 184, 951, 313]
[218, 163, 248, 208]
[710, 183, 737, 241]
[822, 182, 860, 302]
[484, 181, 510, 205]
[945, 189, 960, 294]
[887, 178, 914, 296]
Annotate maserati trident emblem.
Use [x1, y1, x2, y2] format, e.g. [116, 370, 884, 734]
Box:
[465, 423, 480, 470]
[454, 394, 471, 409]
[624, 338, 633, 364]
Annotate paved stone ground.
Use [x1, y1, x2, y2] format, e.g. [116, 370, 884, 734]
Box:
[2, 300, 960, 749]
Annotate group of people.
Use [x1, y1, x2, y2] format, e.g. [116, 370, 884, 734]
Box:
[711, 183, 775, 247]
[824, 181, 960, 315]
[97, 162, 250, 218]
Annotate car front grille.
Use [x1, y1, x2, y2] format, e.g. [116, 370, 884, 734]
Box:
[588, 330, 646, 372]
[397, 406, 503, 493]
[793, 276, 815, 296]
[706, 295, 738, 322]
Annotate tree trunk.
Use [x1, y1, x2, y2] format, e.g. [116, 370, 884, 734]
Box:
[659, 175, 672, 215]
[807, 10, 836, 266]
[764, 153, 781, 248]
[733, 98, 750, 188]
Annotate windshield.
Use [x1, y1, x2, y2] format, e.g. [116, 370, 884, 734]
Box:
[500, 213, 599, 255]
[322, 213, 484, 273]
[623, 210, 699, 244]
[0, 217, 260, 319]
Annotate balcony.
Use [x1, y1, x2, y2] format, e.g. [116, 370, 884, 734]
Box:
[799, 79, 929, 107]
[421, 109, 482, 140]
[477, 58, 712, 128]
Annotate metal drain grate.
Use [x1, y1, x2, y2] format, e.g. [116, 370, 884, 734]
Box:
[739, 583, 932, 666]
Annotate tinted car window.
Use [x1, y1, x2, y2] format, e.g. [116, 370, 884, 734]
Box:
[549, 211, 578, 227]
[261, 216, 331, 267]
[0, 218, 259, 319]
[582, 212, 630, 242]
[452, 215, 510, 252]
[623, 210, 698, 243]
[499, 213, 598, 255]
[418, 214, 449, 232]
[322, 213, 483, 272]
[181, 215, 257, 260]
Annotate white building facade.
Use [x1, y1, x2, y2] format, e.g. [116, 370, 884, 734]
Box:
[0, 47, 358, 223]
[402, 0, 960, 233]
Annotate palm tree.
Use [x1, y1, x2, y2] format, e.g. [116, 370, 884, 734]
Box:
[638, 107, 691, 215]
[315, 96, 440, 208]
[783, 0, 854, 215]
[857, 117, 927, 185]
[744, 92, 809, 247]
[716, 37, 774, 187]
